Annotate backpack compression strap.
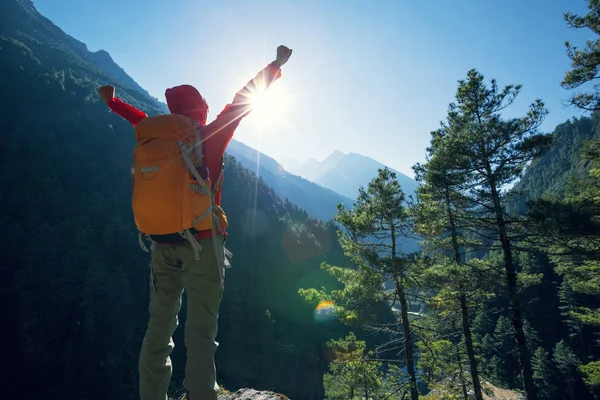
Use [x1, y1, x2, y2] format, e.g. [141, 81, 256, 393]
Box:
[178, 139, 213, 261]
[178, 138, 227, 288]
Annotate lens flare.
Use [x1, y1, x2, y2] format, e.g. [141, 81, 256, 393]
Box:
[314, 300, 336, 323]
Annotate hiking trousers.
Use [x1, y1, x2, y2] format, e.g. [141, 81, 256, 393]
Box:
[139, 235, 225, 400]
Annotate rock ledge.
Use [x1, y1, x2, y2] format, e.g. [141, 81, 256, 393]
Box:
[218, 389, 289, 400]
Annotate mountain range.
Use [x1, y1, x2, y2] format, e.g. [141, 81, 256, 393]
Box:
[225, 139, 354, 221]
[294, 150, 418, 200]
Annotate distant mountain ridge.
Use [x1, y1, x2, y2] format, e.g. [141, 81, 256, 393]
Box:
[321, 149, 346, 169]
[295, 150, 418, 200]
[295, 157, 323, 182]
[226, 139, 354, 221]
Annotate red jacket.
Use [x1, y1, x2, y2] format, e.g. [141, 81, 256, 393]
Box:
[107, 62, 282, 239]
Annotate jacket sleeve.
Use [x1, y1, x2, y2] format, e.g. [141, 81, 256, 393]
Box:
[204, 62, 282, 155]
[107, 98, 148, 126]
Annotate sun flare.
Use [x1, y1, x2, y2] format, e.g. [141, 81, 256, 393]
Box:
[248, 82, 289, 125]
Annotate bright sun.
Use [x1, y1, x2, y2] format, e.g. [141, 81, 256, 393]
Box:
[248, 82, 289, 126]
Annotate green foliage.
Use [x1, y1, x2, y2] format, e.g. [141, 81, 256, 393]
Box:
[326, 167, 420, 323]
[301, 168, 421, 399]
[512, 115, 599, 208]
[554, 340, 581, 376]
[420, 383, 463, 400]
[527, 139, 600, 310]
[553, 340, 583, 399]
[299, 263, 385, 326]
[524, 105, 600, 398]
[424, 258, 497, 314]
[323, 333, 403, 400]
[531, 347, 555, 399]
[580, 360, 600, 387]
[419, 68, 551, 400]
[557, 11, 600, 370]
[434, 69, 550, 199]
[558, 281, 584, 337]
[406, 6, 600, 395]
[562, 0, 600, 110]
[417, 339, 457, 385]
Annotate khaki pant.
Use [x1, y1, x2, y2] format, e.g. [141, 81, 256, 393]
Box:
[139, 236, 225, 400]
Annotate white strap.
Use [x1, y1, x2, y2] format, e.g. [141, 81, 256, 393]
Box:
[212, 209, 226, 235]
[224, 246, 233, 269]
[138, 232, 155, 253]
[214, 167, 224, 194]
[209, 219, 225, 289]
[193, 205, 213, 227]
[179, 136, 226, 281]
[180, 229, 203, 261]
[190, 183, 212, 196]
[139, 232, 150, 253]
[179, 141, 212, 193]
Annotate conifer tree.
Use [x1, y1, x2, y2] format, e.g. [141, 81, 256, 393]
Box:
[431, 69, 550, 399]
[413, 128, 500, 400]
[532, 346, 555, 399]
[301, 167, 421, 399]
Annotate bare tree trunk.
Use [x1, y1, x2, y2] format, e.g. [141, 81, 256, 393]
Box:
[460, 295, 484, 400]
[391, 224, 419, 400]
[395, 278, 419, 400]
[453, 324, 469, 400]
[363, 368, 370, 400]
[489, 180, 537, 400]
[446, 188, 484, 400]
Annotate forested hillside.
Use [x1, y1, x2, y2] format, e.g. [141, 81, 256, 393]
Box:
[0, 0, 353, 398]
[513, 113, 600, 211]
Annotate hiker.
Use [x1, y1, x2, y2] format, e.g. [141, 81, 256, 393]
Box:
[97, 45, 293, 400]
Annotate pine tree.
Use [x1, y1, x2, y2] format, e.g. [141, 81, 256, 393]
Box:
[431, 69, 550, 399]
[532, 347, 555, 399]
[553, 340, 581, 399]
[558, 281, 583, 338]
[493, 316, 519, 389]
[580, 360, 600, 389]
[301, 167, 421, 399]
[323, 332, 402, 400]
[413, 128, 501, 400]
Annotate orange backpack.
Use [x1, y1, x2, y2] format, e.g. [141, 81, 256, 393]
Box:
[131, 114, 228, 259]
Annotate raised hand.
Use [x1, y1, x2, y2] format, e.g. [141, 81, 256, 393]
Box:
[98, 85, 115, 104]
[274, 45, 293, 67]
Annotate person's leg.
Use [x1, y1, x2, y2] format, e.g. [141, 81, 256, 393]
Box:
[139, 243, 185, 400]
[181, 235, 225, 400]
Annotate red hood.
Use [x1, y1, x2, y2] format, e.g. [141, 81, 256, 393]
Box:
[165, 84, 208, 126]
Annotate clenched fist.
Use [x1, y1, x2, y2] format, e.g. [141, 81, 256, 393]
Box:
[98, 85, 115, 104]
[274, 45, 293, 67]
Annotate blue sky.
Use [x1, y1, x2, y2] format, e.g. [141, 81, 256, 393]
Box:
[35, 0, 592, 178]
